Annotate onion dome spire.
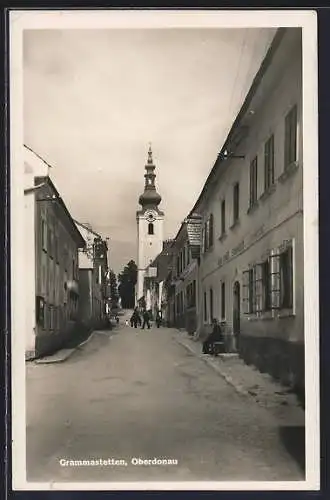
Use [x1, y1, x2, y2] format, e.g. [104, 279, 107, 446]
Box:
[138, 143, 162, 208]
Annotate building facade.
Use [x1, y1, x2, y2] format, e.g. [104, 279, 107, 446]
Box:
[192, 28, 304, 393]
[75, 221, 109, 330]
[136, 145, 164, 304]
[24, 146, 85, 358]
[162, 214, 202, 332]
[142, 240, 174, 319]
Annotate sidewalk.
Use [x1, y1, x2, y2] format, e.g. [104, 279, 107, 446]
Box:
[32, 330, 108, 364]
[172, 330, 305, 426]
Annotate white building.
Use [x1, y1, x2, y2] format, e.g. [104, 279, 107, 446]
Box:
[74, 221, 104, 329]
[24, 147, 48, 358]
[136, 145, 164, 305]
[24, 146, 85, 359]
[192, 28, 304, 395]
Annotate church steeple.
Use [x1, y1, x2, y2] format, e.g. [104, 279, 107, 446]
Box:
[138, 143, 162, 209]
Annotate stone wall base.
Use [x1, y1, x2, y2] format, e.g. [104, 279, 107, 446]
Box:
[25, 349, 36, 361]
[238, 334, 305, 403]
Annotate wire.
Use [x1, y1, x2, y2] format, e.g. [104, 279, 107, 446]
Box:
[224, 28, 248, 136]
[24, 143, 54, 172]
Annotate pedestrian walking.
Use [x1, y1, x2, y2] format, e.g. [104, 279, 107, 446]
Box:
[131, 307, 141, 328]
[155, 310, 162, 328]
[141, 309, 151, 330]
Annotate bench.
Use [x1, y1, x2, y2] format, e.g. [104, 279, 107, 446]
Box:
[205, 341, 225, 356]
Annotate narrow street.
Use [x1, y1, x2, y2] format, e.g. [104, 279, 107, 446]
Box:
[26, 318, 304, 483]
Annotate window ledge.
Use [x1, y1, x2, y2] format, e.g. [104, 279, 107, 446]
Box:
[230, 219, 240, 231]
[278, 161, 299, 183]
[218, 232, 227, 242]
[247, 202, 259, 215]
[278, 309, 295, 319]
[260, 184, 276, 202]
[246, 312, 274, 321]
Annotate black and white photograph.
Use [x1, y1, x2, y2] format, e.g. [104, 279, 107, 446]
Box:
[10, 9, 319, 491]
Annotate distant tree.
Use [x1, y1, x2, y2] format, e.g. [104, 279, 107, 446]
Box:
[109, 270, 119, 308]
[118, 260, 138, 309]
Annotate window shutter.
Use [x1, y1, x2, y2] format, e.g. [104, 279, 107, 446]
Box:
[242, 270, 250, 314]
[255, 263, 263, 313]
[205, 221, 209, 251]
[201, 226, 205, 254]
[209, 214, 214, 247]
[269, 248, 281, 309]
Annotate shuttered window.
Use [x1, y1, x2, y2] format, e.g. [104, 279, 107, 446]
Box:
[249, 156, 258, 207]
[209, 214, 214, 248]
[209, 288, 214, 321]
[243, 243, 294, 314]
[221, 200, 226, 235]
[284, 105, 298, 169]
[233, 183, 240, 222]
[264, 134, 275, 191]
[221, 282, 226, 320]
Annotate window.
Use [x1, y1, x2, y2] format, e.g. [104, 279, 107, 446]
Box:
[187, 246, 191, 266]
[49, 227, 54, 259]
[204, 222, 208, 251]
[261, 259, 271, 311]
[209, 288, 214, 321]
[186, 282, 196, 308]
[41, 219, 47, 251]
[243, 242, 294, 315]
[191, 280, 196, 307]
[203, 215, 213, 252]
[209, 214, 214, 248]
[63, 245, 68, 271]
[280, 246, 293, 308]
[221, 200, 226, 235]
[249, 156, 258, 207]
[204, 291, 207, 322]
[264, 135, 275, 191]
[233, 183, 239, 223]
[248, 268, 255, 313]
[221, 282, 225, 320]
[284, 104, 298, 169]
[148, 223, 154, 235]
[49, 305, 54, 330]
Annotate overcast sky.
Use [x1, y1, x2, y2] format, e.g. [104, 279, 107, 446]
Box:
[24, 27, 276, 273]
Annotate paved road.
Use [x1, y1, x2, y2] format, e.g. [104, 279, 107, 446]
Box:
[26, 318, 304, 483]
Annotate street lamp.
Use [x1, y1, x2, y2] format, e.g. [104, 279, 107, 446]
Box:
[220, 149, 245, 160]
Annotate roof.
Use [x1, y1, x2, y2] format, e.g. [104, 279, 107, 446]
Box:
[189, 27, 287, 216]
[74, 220, 101, 239]
[35, 176, 86, 248]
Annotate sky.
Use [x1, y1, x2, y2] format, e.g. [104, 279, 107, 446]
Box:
[24, 27, 276, 273]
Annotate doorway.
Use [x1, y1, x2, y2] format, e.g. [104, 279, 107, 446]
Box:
[233, 281, 241, 350]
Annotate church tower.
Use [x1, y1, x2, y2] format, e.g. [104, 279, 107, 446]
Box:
[136, 144, 164, 304]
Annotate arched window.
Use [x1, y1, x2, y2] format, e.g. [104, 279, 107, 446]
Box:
[148, 223, 154, 235]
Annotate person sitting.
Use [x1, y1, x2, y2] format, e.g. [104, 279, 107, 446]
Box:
[202, 318, 224, 354]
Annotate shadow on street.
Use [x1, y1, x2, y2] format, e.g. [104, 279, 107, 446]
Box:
[279, 425, 305, 474]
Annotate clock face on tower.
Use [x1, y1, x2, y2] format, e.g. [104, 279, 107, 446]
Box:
[146, 211, 156, 222]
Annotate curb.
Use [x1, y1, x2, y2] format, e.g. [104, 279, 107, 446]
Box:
[174, 336, 250, 398]
[34, 330, 97, 365]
